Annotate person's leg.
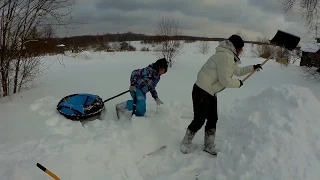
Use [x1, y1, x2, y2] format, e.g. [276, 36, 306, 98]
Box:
[116, 90, 135, 119]
[187, 85, 207, 132]
[125, 90, 136, 111]
[180, 84, 206, 154]
[133, 89, 146, 116]
[204, 95, 218, 131]
[203, 94, 218, 155]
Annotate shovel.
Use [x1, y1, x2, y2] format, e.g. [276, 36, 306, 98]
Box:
[242, 30, 301, 82]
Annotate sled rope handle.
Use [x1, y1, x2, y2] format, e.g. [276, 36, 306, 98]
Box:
[132, 91, 137, 116]
[37, 163, 60, 180]
[103, 90, 129, 103]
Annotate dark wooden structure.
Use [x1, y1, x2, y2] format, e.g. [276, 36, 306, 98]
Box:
[300, 38, 320, 67]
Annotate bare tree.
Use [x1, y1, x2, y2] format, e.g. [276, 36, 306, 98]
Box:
[252, 35, 298, 66]
[290, 49, 302, 64]
[0, 0, 75, 97]
[281, 0, 320, 39]
[198, 40, 210, 54]
[275, 47, 291, 67]
[281, 0, 319, 27]
[281, 1, 320, 77]
[251, 36, 276, 58]
[30, 27, 40, 39]
[154, 16, 184, 67]
[42, 24, 55, 39]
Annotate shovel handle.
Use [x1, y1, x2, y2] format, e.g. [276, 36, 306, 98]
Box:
[242, 46, 281, 83]
[36, 163, 60, 180]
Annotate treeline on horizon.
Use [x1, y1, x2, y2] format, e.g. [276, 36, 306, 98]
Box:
[49, 32, 272, 47]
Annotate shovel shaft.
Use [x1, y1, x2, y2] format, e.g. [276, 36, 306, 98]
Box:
[242, 46, 281, 83]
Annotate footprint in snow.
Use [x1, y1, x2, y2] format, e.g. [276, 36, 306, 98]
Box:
[46, 117, 60, 127]
[29, 96, 57, 116]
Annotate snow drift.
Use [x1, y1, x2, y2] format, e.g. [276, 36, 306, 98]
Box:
[199, 84, 320, 180]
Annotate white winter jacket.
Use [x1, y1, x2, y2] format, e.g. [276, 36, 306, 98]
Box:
[195, 40, 254, 96]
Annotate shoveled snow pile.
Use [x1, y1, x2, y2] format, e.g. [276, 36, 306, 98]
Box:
[199, 84, 320, 180]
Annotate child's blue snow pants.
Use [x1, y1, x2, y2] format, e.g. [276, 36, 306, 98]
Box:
[126, 89, 146, 116]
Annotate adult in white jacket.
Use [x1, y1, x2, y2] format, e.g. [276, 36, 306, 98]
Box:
[180, 35, 262, 155]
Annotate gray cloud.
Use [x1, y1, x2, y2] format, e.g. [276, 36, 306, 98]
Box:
[55, 0, 312, 42]
[247, 0, 283, 13]
[95, 0, 192, 12]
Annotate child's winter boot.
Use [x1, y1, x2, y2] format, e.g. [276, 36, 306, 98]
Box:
[115, 101, 127, 119]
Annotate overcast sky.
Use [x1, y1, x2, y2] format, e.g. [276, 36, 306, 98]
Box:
[56, 0, 314, 43]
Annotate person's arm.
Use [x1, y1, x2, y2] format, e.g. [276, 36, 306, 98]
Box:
[233, 65, 254, 76]
[148, 75, 160, 99]
[130, 69, 140, 86]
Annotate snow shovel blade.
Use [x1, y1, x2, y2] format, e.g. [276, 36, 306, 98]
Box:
[269, 30, 300, 51]
[242, 30, 300, 83]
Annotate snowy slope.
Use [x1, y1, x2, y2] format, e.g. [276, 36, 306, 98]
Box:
[0, 41, 320, 180]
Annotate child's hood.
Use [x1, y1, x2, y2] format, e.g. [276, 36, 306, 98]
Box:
[147, 63, 160, 75]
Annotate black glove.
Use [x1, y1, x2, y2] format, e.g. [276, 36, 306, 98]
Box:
[253, 64, 262, 70]
[239, 80, 243, 87]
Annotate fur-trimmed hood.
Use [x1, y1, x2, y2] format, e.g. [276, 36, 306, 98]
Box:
[215, 40, 241, 63]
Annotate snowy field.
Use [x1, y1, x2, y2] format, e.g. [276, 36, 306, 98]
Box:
[1, 41, 320, 180]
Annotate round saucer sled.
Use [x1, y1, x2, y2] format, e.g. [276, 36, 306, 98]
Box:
[56, 93, 105, 120]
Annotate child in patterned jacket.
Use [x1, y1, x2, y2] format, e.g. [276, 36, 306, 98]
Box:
[116, 58, 168, 119]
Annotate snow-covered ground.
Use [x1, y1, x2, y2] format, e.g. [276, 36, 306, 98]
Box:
[1, 41, 320, 180]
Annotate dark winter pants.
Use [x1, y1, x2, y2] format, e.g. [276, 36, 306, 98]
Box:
[188, 84, 218, 132]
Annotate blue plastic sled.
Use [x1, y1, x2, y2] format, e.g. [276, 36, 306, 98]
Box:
[56, 93, 105, 121]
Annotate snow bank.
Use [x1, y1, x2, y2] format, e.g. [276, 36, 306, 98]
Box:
[1, 41, 320, 180]
[0, 115, 144, 180]
[0, 97, 179, 180]
[199, 84, 320, 180]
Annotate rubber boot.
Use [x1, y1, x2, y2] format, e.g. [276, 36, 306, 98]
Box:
[203, 128, 218, 155]
[116, 101, 127, 119]
[180, 128, 197, 154]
